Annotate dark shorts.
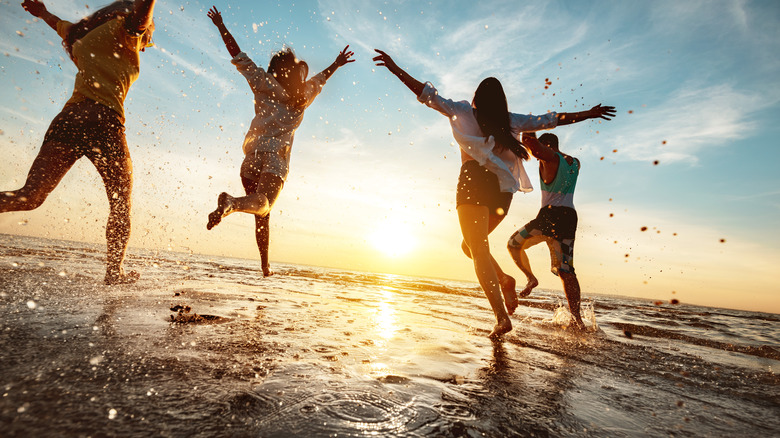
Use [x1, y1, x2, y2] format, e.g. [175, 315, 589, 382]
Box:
[456, 160, 512, 216]
[42, 99, 128, 163]
[508, 206, 578, 275]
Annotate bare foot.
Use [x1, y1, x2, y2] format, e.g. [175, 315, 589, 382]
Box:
[518, 277, 538, 298]
[207, 192, 234, 230]
[263, 267, 274, 277]
[104, 270, 140, 285]
[489, 318, 512, 339]
[500, 275, 518, 315]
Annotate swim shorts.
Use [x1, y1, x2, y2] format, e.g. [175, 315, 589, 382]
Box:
[41, 99, 128, 163]
[240, 146, 290, 182]
[508, 205, 578, 275]
[456, 160, 512, 216]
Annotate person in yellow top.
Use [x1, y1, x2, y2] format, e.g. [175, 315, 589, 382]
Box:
[1, 0, 156, 284]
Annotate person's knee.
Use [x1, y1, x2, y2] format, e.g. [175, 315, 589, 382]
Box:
[8, 189, 48, 210]
[507, 233, 525, 251]
[461, 240, 472, 258]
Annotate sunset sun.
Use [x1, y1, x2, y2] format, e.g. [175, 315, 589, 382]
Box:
[370, 219, 417, 257]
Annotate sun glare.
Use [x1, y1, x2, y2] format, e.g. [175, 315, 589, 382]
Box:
[370, 220, 416, 257]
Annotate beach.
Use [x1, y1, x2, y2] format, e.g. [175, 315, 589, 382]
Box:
[1, 233, 778, 437]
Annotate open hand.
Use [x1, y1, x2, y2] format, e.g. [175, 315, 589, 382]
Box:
[335, 45, 355, 67]
[372, 49, 398, 71]
[589, 104, 616, 121]
[21, 0, 47, 17]
[207, 6, 223, 27]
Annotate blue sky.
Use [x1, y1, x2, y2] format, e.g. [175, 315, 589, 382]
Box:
[1, 0, 779, 313]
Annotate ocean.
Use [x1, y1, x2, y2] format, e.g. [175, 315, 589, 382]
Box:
[1, 233, 778, 437]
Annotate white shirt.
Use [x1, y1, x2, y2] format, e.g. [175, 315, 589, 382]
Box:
[232, 52, 327, 157]
[417, 82, 558, 193]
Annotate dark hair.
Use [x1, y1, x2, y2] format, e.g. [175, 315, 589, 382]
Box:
[268, 48, 309, 108]
[539, 133, 559, 150]
[63, 1, 135, 62]
[473, 77, 528, 160]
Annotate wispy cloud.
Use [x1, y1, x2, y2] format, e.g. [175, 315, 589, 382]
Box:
[602, 82, 772, 164]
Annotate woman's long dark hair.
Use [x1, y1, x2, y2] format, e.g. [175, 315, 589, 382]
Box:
[63, 1, 135, 62]
[268, 48, 309, 109]
[473, 77, 528, 160]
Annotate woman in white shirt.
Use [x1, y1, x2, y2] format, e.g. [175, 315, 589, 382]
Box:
[373, 49, 614, 338]
[205, 6, 354, 277]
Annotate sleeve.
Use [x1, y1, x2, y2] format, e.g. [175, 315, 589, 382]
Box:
[417, 82, 468, 118]
[509, 111, 558, 134]
[301, 72, 327, 107]
[56, 20, 73, 40]
[231, 52, 272, 94]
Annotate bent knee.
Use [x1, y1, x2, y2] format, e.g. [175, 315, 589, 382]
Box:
[5, 190, 48, 210]
[507, 232, 526, 250]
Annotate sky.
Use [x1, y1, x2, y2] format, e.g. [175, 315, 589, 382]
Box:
[1, 0, 779, 314]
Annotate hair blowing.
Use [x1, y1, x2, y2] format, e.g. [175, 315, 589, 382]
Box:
[268, 48, 309, 109]
[63, 1, 135, 62]
[473, 77, 528, 160]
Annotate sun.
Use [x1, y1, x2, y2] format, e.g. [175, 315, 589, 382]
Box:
[370, 219, 416, 257]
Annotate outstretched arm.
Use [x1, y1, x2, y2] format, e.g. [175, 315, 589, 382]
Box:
[207, 6, 240, 58]
[21, 0, 61, 31]
[126, 0, 156, 34]
[557, 104, 616, 126]
[318, 45, 355, 81]
[373, 49, 424, 97]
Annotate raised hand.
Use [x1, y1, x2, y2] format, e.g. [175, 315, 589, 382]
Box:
[335, 45, 355, 67]
[21, 0, 47, 17]
[207, 6, 223, 27]
[372, 49, 398, 72]
[589, 104, 616, 121]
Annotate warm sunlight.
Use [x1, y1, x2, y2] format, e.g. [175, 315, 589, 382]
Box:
[370, 219, 417, 257]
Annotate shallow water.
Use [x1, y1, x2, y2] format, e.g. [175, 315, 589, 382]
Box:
[1, 233, 778, 436]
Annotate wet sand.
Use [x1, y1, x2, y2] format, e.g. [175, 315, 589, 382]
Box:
[1, 235, 779, 436]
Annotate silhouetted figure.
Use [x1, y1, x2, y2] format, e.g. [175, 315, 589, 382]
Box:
[2, 0, 157, 284]
[509, 133, 586, 329]
[205, 6, 354, 277]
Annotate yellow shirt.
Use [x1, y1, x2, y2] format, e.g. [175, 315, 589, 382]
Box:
[57, 16, 146, 121]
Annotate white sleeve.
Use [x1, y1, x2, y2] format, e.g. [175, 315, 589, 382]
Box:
[231, 52, 272, 94]
[509, 111, 558, 134]
[301, 72, 327, 107]
[417, 82, 467, 118]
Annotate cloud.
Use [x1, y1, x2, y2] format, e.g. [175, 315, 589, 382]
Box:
[602, 82, 772, 164]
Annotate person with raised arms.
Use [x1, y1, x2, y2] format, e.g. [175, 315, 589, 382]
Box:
[2, 0, 156, 284]
[205, 5, 354, 277]
[372, 49, 614, 338]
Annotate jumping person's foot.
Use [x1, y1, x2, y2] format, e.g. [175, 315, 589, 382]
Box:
[104, 270, 140, 285]
[207, 192, 234, 230]
[500, 275, 518, 315]
[489, 318, 512, 339]
[518, 276, 538, 298]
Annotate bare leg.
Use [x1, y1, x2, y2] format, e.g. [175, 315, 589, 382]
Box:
[90, 149, 137, 285]
[253, 212, 272, 277]
[560, 272, 585, 329]
[243, 173, 283, 277]
[461, 213, 517, 314]
[458, 204, 511, 338]
[507, 232, 547, 298]
[0, 140, 78, 213]
[207, 191, 270, 230]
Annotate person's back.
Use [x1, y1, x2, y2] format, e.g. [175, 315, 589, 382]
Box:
[540, 151, 579, 210]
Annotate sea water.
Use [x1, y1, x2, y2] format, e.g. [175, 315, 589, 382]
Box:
[1, 233, 778, 437]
